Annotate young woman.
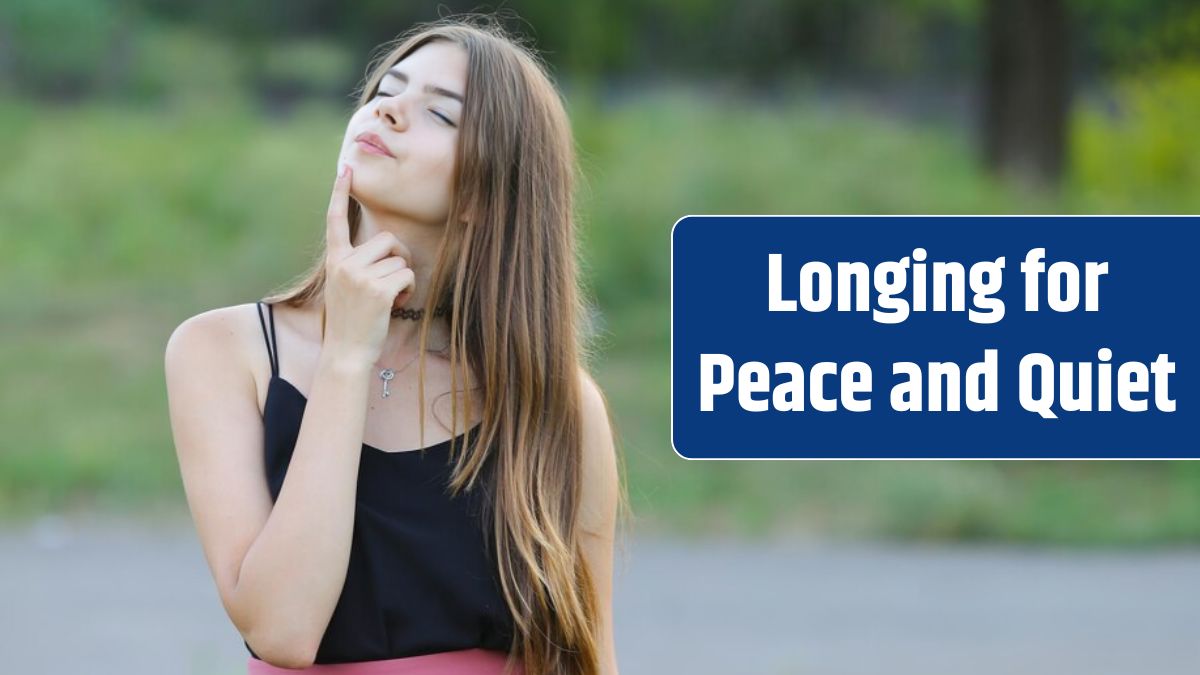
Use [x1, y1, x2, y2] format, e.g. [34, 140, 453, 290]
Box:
[164, 17, 622, 675]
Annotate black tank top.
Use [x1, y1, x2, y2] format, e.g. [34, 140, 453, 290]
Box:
[247, 301, 515, 664]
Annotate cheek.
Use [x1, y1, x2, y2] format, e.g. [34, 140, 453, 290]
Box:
[411, 147, 456, 216]
[413, 139, 457, 185]
[432, 153, 456, 186]
[350, 104, 374, 124]
[343, 108, 374, 143]
[429, 137, 451, 181]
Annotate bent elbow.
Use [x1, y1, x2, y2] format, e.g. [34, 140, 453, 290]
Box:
[226, 579, 321, 668]
[244, 626, 320, 670]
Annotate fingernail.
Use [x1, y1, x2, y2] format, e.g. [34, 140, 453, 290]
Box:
[339, 163, 349, 178]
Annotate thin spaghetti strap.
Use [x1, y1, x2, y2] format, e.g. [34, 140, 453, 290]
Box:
[255, 301, 279, 378]
[268, 303, 280, 375]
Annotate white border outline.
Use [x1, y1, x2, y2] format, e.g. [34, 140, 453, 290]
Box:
[668, 214, 1198, 461]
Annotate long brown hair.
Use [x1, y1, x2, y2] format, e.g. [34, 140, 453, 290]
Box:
[262, 15, 619, 675]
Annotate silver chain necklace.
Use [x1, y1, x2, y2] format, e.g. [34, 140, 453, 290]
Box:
[377, 353, 419, 399]
[376, 344, 450, 399]
[377, 302, 451, 399]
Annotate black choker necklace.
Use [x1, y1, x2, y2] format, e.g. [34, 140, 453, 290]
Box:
[390, 304, 451, 321]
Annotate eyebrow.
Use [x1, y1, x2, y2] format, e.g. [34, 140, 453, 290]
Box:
[384, 68, 464, 104]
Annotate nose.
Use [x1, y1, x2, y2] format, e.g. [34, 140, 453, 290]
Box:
[374, 93, 409, 131]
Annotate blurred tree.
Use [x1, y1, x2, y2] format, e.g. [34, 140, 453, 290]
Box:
[0, 0, 132, 100]
[1073, 0, 1200, 71]
[981, 0, 1069, 190]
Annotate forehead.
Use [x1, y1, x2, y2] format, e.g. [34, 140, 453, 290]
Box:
[387, 40, 468, 92]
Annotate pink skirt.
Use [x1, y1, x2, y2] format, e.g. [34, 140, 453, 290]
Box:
[247, 649, 522, 674]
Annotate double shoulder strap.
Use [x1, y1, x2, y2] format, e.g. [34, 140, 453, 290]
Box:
[255, 301, 279, 378]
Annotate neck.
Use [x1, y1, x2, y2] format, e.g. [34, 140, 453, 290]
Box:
[351, 205, 450, 363]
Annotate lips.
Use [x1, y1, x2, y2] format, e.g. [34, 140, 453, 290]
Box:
[354, 131, 395, 158]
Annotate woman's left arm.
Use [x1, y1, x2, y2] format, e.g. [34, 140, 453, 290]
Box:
[577, 369, 621, 675]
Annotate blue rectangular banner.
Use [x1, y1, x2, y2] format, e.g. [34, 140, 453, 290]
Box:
[670, 216, 1196, 459]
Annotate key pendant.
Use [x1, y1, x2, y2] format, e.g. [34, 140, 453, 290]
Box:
[379, 368, 395, 399]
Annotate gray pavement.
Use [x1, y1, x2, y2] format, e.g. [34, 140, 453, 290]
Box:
[1, 513, 1197, 675]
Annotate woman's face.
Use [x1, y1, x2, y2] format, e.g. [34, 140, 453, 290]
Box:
[339, 40, 467, 226]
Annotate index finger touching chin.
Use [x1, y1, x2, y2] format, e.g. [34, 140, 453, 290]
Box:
[326, 163, 353, 254]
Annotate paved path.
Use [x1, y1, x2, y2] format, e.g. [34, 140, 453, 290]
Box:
[1, 513, 1197, 674]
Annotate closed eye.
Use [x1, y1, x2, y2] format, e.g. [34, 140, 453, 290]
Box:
[372, 91, 457, 128]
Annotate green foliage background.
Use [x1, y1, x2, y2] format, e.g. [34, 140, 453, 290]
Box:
[1, 2, 1197, 544]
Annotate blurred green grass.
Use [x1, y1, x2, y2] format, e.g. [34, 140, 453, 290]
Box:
[2, 67, 1198, 544]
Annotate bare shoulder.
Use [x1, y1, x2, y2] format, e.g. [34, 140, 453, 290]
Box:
[165, 302, 275, 406]
[166, 303, 259, 366]
[576, 366, 619, 536]
[577, 365, 616, 430]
